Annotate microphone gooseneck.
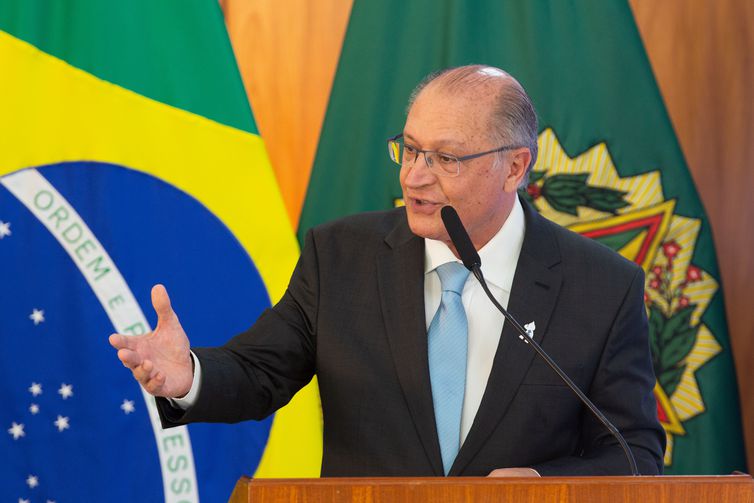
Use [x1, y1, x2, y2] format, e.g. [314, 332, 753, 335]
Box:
[440, 205, 640, 476]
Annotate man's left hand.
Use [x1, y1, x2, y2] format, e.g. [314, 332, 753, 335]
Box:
[487, 468, 541, 477]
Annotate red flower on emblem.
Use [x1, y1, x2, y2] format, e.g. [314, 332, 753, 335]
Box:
[652, 265, 663, 276]
[678, 295, 690, 308]
[686, 265, 703, 283]
[526, 183, 542, 199]
[649, 278, 661, 290]
[662, 240, 681, 259]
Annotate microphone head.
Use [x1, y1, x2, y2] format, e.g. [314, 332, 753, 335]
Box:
[440, 206, 481, 271]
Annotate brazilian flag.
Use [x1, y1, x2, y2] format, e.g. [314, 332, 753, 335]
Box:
[299, 0, 746, 474]
[0, 1, 306, 501]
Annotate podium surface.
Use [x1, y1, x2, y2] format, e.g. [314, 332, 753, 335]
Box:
[229, 475, 754, 503]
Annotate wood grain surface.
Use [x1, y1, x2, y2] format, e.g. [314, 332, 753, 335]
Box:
[230, 475, 754, 503]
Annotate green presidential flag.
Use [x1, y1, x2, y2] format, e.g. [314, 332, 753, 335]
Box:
[301, 0, 746, 474]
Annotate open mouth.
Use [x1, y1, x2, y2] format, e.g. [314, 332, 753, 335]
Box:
[409, 197, 442, 212]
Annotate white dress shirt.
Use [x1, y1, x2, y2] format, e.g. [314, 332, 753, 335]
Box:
[170, 351, 202, 408]
[173, 198, 527, 433]
[423, 197, 525, 444]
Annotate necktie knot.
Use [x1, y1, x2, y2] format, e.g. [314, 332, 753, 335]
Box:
[436, 262, 469, 295]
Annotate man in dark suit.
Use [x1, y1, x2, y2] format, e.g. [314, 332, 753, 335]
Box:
[110, 65, 665, 476]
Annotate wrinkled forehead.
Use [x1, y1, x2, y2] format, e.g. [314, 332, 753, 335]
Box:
[406, 88, 496, 147]
[407, 73, 506, 130]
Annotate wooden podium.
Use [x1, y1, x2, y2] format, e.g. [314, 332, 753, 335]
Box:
[229, 475, 754, 502]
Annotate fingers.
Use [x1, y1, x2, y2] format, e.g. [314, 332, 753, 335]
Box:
[117, 348, 143, 368]
[116, 349, 160, 389]
[143, 371, 167, 395]
[109, 333, 135, 350]
[131, 358, 155, 382]
[151, 284, 174, 324]
[487, 467, 540, 477]
[118, 351, 154, 382]
[111, 284, 181, 398]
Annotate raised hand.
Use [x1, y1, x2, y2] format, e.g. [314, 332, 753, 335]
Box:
[109, 284, 194, 398]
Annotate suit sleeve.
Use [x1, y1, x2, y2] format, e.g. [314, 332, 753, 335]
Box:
[156, 229, 320, 427]
[531, 267, 666, 475]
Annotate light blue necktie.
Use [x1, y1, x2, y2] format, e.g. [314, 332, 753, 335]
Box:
[428, 261, 470, 475]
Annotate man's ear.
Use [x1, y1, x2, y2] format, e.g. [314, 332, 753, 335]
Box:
[503, 148, 532, 192]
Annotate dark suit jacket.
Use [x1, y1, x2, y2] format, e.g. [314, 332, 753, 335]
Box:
[157, 199, 665, 476]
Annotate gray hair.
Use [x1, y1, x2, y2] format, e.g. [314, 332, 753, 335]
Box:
[407, 65, 539, 186]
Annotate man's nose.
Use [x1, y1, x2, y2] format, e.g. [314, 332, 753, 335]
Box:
[403, 153, 436, 186]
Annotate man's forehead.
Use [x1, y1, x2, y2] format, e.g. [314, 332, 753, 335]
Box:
[415, 78, 503, 115]
[428, 66, 510, 93]
[404, 95, 493, 149]
[403, 130, 467, 149]
[410, 82, 497, 123]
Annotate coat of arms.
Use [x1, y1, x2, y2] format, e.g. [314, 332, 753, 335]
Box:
[522, 129, 722, 467]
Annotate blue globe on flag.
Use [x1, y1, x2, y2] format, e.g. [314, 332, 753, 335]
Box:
[0, 162, 273, 502]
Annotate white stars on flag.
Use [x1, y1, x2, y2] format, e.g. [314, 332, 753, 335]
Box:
[120, 399, 135, 414]
[53, 415, 70, 432]
[28, 382, 42, 396]
[16, 472, 58, 502]
[8, 422, 25, 440]
[0, 219, 11, 238]
[26, 474, 39, 488]
[29, 308, 45, 325]
[17, 382, 78, 437]
[57, 383, 73, 399]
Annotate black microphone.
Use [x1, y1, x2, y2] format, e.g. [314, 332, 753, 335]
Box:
[440, 206, 480, 270]
[440, 205, 640, 476]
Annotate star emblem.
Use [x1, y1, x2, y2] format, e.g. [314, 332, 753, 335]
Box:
[58, 383, 73, 399]
[29, 308, 45, 325]
[26, 474, 39, 488]
[53, 415, 70, 432]
[19, 498, 30, 503]
[0, 220, 10, 238]
[8, 422, 25, 440]
[29, 403, 39, 415]
[120, 399, 135, 414]
[28, 382, 42, 396]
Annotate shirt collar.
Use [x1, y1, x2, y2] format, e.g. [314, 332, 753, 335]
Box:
[424, 197, 526, 292]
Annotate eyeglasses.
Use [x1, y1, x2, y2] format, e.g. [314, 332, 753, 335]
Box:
[387, 133, 524, 177]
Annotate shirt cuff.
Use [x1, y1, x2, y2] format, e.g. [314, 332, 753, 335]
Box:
[168, 350, 202, 410]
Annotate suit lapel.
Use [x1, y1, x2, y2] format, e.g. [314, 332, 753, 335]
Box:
[377, 215, 444, 475]
[451, 200, 563, 475]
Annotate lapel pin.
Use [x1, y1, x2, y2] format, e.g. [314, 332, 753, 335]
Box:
[524, 321, 536, 339]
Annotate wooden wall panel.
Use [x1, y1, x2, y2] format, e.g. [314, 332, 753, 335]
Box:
[630, 0, 754, 468]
